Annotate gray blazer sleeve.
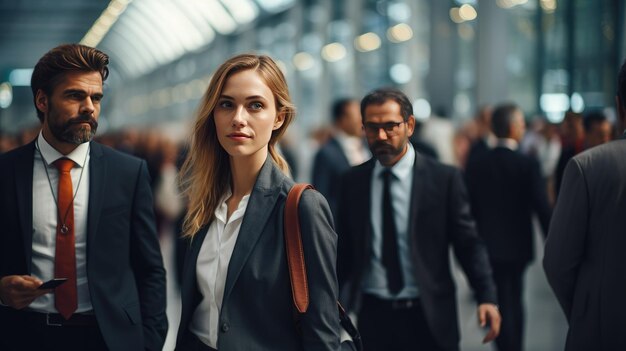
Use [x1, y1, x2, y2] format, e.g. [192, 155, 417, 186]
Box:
[543, 158, 589, 320]
[297, 190, 341, 351]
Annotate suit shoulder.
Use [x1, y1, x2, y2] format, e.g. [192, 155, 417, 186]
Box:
[506, 149, 539, 168]
[572, 140, 626, 167]
[0, 143, 33, 164]
[422, 156, 460, 177]
[96, 143, 145, 165]
[345, 159, 374, 176]
[318, 138, 341, 154]
[300, 187, 329, 209]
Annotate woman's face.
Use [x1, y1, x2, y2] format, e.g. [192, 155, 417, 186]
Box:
[214, 69, 284, 162]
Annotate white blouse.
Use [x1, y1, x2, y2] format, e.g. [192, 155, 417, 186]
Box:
[190, 191, 250, 349]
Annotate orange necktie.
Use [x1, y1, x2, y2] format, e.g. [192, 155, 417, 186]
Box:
[53, 158, 78, 319]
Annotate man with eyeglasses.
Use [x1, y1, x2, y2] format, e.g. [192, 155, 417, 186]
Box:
[337, 87, 501, 351]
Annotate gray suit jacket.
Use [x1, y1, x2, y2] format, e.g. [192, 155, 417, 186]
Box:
[176, 158, 341, 351]
[544, 139, 626, 350]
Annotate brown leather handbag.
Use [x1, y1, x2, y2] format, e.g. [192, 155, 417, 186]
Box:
[284, 183, 362, 351]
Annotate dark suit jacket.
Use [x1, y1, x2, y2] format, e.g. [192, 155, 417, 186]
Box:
[336, 153, 497, 351]
[312, 137, 352, 218]
[176, 158, 341, 351]
[0, 141, 167, 351]
[466, 138, 491, 168]
[544, 139, 626, 350]
[465, 146, 551, 264]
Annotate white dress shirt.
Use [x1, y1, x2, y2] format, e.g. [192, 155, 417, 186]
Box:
[30, 132, 92, 313]
[363, 143, 419, 299]
[496, 138, 519, 151]
[190, 191, 250, 348]
[335, 131, 371, 166]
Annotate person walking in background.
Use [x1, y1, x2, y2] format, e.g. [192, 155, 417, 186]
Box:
[554, 111, 585, 197]
[337, 87, 500, 351]
[543, 60, 626, 350]
[465, 103, 552, 351]
[312, 98, 370, 218]
[582, 110, 612, 150]
[175, 54, 341, 351]
[0, 44, 167, 351]
[466, 105, 495, 167]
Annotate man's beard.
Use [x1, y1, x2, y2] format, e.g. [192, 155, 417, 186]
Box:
[49, 114, 98, 145]
[371, 141, 403, 164]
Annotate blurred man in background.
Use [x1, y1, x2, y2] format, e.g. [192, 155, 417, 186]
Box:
[582, 110, 612, 149]
[312, 98, 370, 218]
[465, 103, 552, 351]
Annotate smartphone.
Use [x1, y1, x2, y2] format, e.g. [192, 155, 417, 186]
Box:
[38, 278, 68, 290]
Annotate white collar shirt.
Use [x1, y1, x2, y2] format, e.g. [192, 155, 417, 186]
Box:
[364, 143, 419, 299]
[190, 190, 250, 348]
[335, 130, 371, 166]
[30, 132, 92, 313]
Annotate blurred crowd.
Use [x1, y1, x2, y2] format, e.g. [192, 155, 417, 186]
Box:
[0, 105, 616, 212]
[0, 103, 616, 283]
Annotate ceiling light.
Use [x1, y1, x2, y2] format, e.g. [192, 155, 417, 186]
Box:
[387, 23, 413, 43]
[354, 32, 381, 52]
[459, 4, 477, 21]
[293, 52, 315, 71]
[321, 43, 347, 62]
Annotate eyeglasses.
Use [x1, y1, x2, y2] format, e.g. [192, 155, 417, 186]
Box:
[363, 121, 407, 136]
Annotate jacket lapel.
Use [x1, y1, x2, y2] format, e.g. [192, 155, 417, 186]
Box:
[359, 160, 376, 273]
[330, 138, 351, 168]
[16, 141, 35, 272]
[179, 224, 210, 335]
[222, 158, 283, 302]
[86, 142, 105, 256]
[408, 152, 426, 245]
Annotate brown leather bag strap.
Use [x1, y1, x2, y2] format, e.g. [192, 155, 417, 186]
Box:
[284, 183, 314, 314]
[284, 183, 364, 351]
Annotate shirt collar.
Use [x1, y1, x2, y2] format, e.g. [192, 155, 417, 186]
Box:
[495, 138, 519, 151]
[214, 188, 251, 223]
[37, 131, 90, 168]
[373, 142, 415, 180]
[334, 130, 362, 146]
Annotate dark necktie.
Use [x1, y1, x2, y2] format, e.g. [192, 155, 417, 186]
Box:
[382, 170, 403, 294]
[53, 158, 78, 319]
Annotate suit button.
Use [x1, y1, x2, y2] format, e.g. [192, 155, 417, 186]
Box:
[221, 322, 229, 332]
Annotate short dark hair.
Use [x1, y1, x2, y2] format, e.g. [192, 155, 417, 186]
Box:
[491, 103, 521, 138]
[618, 59, 626, 106]
[331, 98, 357, 123]
[31, 44, 109, 121]
[583, 110, 608, 132]
[360, 87, 413, 122]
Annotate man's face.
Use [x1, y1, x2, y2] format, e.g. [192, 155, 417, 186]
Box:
[339, 101, 363, 137]
[37, 71, 103, 147]
[510, 109, 526, 142]
[586, 120, 612, 148]
[363, 100, 414, 167]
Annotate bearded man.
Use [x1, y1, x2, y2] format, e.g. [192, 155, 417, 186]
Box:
[0, 44, 167, 351]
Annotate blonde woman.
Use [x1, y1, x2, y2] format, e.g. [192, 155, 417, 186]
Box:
[175, 54, 341, 351]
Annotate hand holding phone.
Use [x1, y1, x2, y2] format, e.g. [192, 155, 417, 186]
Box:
[38, 278, 68, 290]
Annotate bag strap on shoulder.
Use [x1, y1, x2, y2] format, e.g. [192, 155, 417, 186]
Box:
[284, 183, 363, 351]
[284, 183, 313, 313]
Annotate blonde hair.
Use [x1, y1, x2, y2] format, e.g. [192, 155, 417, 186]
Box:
[180, 54, 296, 237]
